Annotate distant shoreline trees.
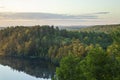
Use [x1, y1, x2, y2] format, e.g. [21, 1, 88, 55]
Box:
[0, 25, 117, 62]
[0, 25, 120, 79]
[53, 28, 120, 80]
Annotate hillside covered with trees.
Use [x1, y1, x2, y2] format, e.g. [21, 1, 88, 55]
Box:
[0, 24, 120, 80]
[79, 24, 120, 33]
[0, 25, 113, 62]
[53, 26, 120, 80]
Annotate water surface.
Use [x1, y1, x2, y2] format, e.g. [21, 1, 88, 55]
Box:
[0, 56, 56, 80]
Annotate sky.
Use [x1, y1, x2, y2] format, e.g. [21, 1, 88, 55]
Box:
[0, 0, 120, 26]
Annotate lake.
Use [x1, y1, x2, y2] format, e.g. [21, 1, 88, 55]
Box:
[0, 56, 56, 80]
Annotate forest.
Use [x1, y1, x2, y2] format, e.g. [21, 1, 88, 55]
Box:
[0, 24, 120, 80]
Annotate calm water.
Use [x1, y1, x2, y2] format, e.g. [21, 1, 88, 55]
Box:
[0, 56, 56, 80]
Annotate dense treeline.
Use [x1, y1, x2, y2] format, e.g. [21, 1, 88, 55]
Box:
[79, 24, 120, 33]
[53, 28, 120, 80]
[0, 26, 63, 58]
[0, 25, 120, 80]
[0, 25, 112, 61]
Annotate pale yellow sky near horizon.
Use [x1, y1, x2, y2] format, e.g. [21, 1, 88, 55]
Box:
[0, 0, 120, 26]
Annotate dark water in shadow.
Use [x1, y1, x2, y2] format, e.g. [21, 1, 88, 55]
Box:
[0, 56, 56, 80]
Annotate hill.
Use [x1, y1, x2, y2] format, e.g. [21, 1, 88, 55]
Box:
[0, 25, 113, 62]
[59, 26, 87, 31]
[79, 24, 120, 33]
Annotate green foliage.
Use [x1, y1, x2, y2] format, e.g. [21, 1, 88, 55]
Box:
[79, 24, 120, 33]
[0, 26, 68, 58]
[49, 39, 86, 60]
[81, 45, 120, 80]
[107, 28, 120, 60]
[55, 55, 84, 80]
[0, 25, 120, 80]
[111, 28, 120, 44]
[54, 45, 120, 80]
[0, 25, 112, 60]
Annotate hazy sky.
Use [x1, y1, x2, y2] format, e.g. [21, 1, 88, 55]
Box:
[0, 0, 120, 26]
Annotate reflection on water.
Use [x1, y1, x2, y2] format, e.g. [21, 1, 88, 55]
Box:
[0, 56, 56, 80]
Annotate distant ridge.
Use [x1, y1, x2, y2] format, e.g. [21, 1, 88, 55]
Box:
[0, 27, 4, 30]
[1, 24, 120, 32]
[58, 25, 88, 31]
[79, 24, 120, 33]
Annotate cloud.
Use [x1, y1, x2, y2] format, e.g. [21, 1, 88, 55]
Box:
[0, 12, 109, 20]
[0, 12, 99, 20]
[0, 6, 5, 8]
[95, 12, 110, 14]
